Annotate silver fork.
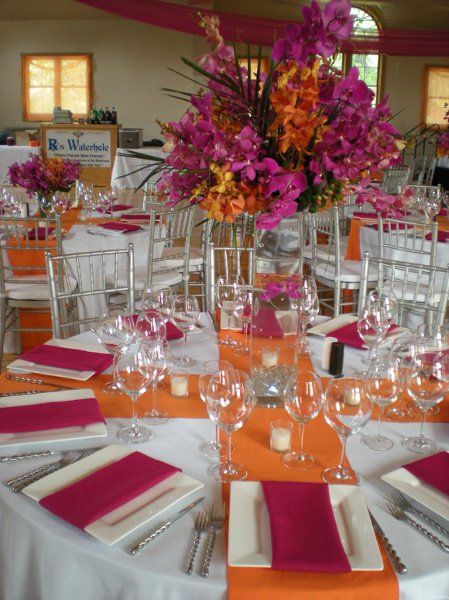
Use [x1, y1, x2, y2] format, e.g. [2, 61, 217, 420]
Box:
[184, 511, 209, 575]
[200, 502, 225, 578]
[391, 490, 449, 539]
[387, 501, 449, 553]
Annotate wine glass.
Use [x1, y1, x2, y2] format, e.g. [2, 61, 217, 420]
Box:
[322, 378, 372, 484]
[216, 275, 245, 347]
[206, 369, 255, 482]
[198, 360, 236, 457]
[95, 190, 115, 215]
[171, 295, 200, 367]
[135, 312, 167, 343]
[357, 302, 389, 365]
[297, 276, 319, 358]
[402, 337, 449, 454]
[141, 287, 174, 324]
[142, 339, 173, 425]
[232, 287, 252, 355]
[385, 332, 417, 421]
[52, 191, 71, 217]
[362, 357, 401, 451]
[94, 309, 135, 394]
[114, 341, 155, 443]
[282, 371, 323, 470]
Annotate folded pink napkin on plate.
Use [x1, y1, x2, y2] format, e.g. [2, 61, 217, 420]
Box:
[251, 308, 284, 338]
[352, 211, 377, 219]
[425, 230, 449, 243]
[20, 344, 113, 373]
[326, 321, 398, 350]
[98, 221, 141, 233]
[97, 204, 134, 213]
[261, 481, 351, 573]
[0, 398, 105, 433]
[28, 227, 55, 240]
[39, 452, 180, 529]
[121, 213, 152, 221]
[404, 452, 449, 497]
[371, 222, 409, 232]
[134, 311, 183, 340]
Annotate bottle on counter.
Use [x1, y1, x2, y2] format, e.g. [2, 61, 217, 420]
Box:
[104, 106, 112, 123]
[89, 106, 98, 124]
[97, 106, 105, 122]
[111, 107, 117, 125]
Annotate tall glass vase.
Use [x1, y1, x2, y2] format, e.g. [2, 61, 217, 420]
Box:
[250, 213, 304, 407]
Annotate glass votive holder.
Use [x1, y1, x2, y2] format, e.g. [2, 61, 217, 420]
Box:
[261, 346, 280, 368]
[270, 420, 293, 453]
[170, 369, 189, 398]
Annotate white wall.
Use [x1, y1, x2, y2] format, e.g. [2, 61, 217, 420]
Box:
[0, 19, 199, 140]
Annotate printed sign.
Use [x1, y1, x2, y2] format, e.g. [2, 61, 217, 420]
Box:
[45, 129, 111, 167]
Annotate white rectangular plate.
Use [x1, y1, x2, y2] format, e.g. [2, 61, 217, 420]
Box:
[381, 455, 449, 523]
[0, 389, 107, 449]
[23, 444, 204, 545]
[228, 481, 383, 571]
[7, 339, 110, 381]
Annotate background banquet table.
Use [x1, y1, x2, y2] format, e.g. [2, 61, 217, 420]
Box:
[111, 147, 166, 189]
[2, 324, 449, 599]
[0, 145, 40, 184]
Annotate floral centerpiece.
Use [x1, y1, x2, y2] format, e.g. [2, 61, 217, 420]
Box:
[126, 0, 402, 231]
[437, 104, 449, 157]
[8, 154, 81, 217]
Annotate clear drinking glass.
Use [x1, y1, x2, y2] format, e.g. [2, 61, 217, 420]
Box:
[402, 337, 449, 454]
[142, 340, 173, 425]
[114, 342, 155, 443]
[171, 295, 200, 367]
[385, 332, 417, 421]
[232, 287, 252, 355]
[362, 357, 401, 451]
[135, 312, 167, 343]
[206, 369, 255, 482]
[282, 371, 323, 470]
[216, 275, 245, 347]
[95, 309, 135, 394]
[141, 287, 174, 324]
[198, 359, 236, 457]
[297, 276, 319, 358]
[322, 378, 372, 484]
[52, 191, 71, 216]
[357, 303, 389, 365]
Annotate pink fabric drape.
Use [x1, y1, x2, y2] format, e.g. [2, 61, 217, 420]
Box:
[76, 0, 449, 57]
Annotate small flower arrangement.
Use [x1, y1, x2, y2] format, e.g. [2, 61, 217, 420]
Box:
[437, 104, 449, 157]
[355, 185, 414, 218]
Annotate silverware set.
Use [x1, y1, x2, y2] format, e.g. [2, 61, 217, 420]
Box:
[185, 503, 225, 577]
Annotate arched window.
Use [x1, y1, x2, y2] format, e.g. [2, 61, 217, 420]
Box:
[335, 7, 382, 104]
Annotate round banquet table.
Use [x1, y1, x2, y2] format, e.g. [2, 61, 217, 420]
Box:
[2, 324, 449, 600]
[111, 148, 166, 189]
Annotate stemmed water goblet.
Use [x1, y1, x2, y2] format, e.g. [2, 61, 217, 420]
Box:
[232, 287, 252, 355]
[282, 371, 323, 470]
[357, 302, 389, 366]
[362, 356, 401, 451]
[322, 378, 372, 484]
[95, 308, 135, 394]
[141, 287, 174, 324]
[142, 339, 173, 425]
[51, 191, 71, 217]
[385, 331, 417, 421]
[297, 276, 319, 358]
[216, 275, 245, 347]
[114, 341, 155, 443]
[171, 295, 200, 366]
[95, 190, 115, 215]
[198, 360, 236, 457]
[402, 336, 449, 454]
[206, 369, 255, 482]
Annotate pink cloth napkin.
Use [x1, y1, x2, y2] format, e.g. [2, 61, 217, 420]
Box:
[20, 344, 113, 373]
[404, 452, 449, 497]
[438, 209, 448, 217]
[251, 308, 284, 338]
[372, 222, 409, 232]
[98, 221, 141, 233]
[0, 398, 105, 433]
[326, 321, 398, 350]
[353, 211, 377, 219]
[97, 204, 134, 213]
[28, 227, 55, 240]
[261, 481, 351, 573]
[39, 452, 180, 529]
[121, 213, 152, 222]
[134, 311, 183, 340]
[425, 230, 449, 243]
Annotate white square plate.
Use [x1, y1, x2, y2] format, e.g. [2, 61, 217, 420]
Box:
[0, 388, 107, 449]
[381, 455, 449, 523]
[23, 444, 204, 545]
[228, 482, 383, 571]
[7, 339, 110, 381]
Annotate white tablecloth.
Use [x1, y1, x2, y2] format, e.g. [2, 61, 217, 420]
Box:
[0, 145, 40, 184]
[111, 148, 166, 189]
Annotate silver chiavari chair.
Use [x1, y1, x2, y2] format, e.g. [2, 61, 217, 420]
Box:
[410, 155, 428, 185]
[358, 252, 449, 329]
[45, 243, 135, 339]
[382, 166, 411, 195]
[0, 215, 63, 369]
[378, 216, 438, 268]
[424, 157, 438, 186]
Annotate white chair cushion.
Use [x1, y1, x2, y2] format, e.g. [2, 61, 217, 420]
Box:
[161, 247, 204, 269]
[303, 241, 348, 261]
[107, 265, 182, 291]
[5, 275, 77, 301]
[315, 260, 378, 283]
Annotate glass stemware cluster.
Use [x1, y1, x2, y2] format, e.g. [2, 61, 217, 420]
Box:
[358, 289, 397, 365]
[0, 187, 23, 216]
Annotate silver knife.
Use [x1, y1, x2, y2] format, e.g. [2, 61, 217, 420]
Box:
[127, 496, 205, 556]
[369, 510, 408, 575]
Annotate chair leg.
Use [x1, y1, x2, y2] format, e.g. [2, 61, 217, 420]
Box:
[0, 298, 5, 373]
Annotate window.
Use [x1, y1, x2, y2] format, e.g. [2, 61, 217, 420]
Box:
[333, 7, 382, 105]
[22, 54, 92, 121]
[422, 66, 449, 127]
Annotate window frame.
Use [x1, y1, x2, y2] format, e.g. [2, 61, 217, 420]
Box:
[22, 53, 93, 122]
[422, 65, 449, 128]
